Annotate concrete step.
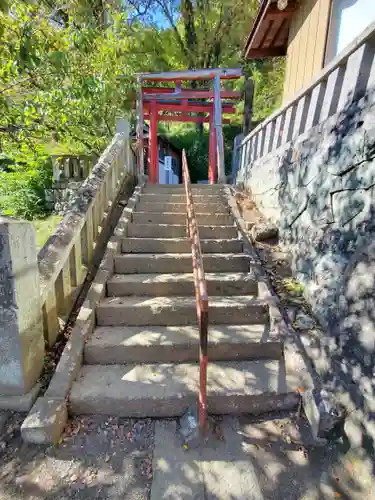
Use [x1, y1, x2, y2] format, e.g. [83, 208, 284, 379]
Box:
[114, 253, 250, 274]
[143, 184, 223, 194]
[84, 324, 282, 364]
[69, 360, 298, 417]
[107, 272, 258, 297]
[139, 193, 223, 204]
[127, 223, 237, 239]
[96, 295, 268, 326]
[132, 211, 233, 226]
[121, 238, 242, 254]
[136, 202, 229, 213]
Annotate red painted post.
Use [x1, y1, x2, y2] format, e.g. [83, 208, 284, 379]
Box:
[149, 101, 158, 184]
[208, 113, 217, 184]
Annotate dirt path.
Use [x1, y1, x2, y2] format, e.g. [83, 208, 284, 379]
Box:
[0, 412, 153, 500]
[0, 410, 373, 499]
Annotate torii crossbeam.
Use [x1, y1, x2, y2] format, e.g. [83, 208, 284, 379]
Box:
[136, 68, 242, 184]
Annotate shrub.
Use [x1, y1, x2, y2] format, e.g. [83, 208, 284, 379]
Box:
[0, 153, 53, 220]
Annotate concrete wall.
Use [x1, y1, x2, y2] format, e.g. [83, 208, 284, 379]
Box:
[237, 86, 375, 389]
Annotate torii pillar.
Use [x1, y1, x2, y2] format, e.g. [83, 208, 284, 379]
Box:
[148, 100, 158, 184]
[208, 112, 217, 184]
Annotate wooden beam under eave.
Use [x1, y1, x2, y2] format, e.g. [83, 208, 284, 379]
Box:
[262, 17, 285, 49]
[246, 46, 287, 59]
[244, 0, 298, 59]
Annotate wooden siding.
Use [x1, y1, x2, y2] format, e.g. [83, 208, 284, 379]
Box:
[283, 0, 332, 103]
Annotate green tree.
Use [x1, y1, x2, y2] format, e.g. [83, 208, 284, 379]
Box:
[0, 1, 151, 216]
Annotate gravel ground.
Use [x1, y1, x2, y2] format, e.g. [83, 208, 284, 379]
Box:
[0, 412, 153, 500]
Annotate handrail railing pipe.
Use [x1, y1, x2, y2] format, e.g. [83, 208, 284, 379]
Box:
[182, 150, 209, 435]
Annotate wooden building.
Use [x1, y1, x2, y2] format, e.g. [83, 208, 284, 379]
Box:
[245, 0, 375, 102]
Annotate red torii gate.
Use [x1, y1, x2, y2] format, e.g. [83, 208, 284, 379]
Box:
[136, 68, 242, 184]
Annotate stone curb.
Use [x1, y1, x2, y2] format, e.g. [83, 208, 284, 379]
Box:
[114, 182, 144, 238]
[223, 185, 326, 442]
[21, 397, 67, 445]
[21, 179, 145, 444]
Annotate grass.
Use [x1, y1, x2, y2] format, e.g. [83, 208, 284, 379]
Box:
[33, 214, 62, 249]
[283, 277, 305, 295]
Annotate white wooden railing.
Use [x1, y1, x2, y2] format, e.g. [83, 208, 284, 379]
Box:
[234, 20, 375, 181]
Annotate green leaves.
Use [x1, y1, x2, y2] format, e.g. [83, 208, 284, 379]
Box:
[0, 1, 141, 218]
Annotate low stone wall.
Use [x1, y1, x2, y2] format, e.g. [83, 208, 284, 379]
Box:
[236, 88, 375, 429]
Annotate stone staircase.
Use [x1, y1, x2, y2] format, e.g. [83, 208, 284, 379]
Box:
[69, 184, 297, 417]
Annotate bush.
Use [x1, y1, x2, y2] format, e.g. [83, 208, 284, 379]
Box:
[0, 154, 53, 220]
[163, 124, 242, 182]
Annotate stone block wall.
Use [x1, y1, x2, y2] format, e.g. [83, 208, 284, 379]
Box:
[236, 89, 375, 406]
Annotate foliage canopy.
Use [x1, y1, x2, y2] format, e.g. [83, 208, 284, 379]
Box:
[0, 0, 285, 217]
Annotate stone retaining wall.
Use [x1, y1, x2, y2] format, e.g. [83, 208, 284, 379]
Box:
[236, 88, 375, 428]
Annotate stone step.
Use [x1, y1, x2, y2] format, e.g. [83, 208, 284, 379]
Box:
[114, 253, 250, 274]
[96, 295, 268, 326]
[84, 324, 282, 364]
[69, 361, 298, 417]
[139, 193, 223, 204]
[132, 211, 233, 226]
[121, 238, 242, 254]
[127, 223, 237, 239]
[143, 184, 223, 194]
[107, 272, 258, 297]
[136, 202, 229, 213]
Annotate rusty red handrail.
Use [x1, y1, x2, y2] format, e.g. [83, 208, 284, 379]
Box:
[182, 150, 209, 435]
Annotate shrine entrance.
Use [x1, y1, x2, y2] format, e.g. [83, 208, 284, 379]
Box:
[136, 68, 242, 184]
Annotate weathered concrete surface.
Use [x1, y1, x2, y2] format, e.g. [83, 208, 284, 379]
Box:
[0, 219, 45, 396]
[127, 223, 237, 239]
[139, 193, 223, 204]
[84, 324, 282, 364]
[137, 201, 229, 213]
[96, 295, 268, 326]
[143, 184, 223, 194]
[21, 397, 68, 444]
[69, 360, 296, 417]
[107, 271, 258, 297]
[1, 413, 372, 500]
[151, 415, 375, 500]
[0, 411, 8, 434]
[45, 305, 94, 399]
[121, 237, 242, 254]
[132, 211, 233, 226]
[151, 419, 264, 500]
[0, 384, 40, 412]
[236, 89, 375, 453]
[114, 253, 249, 274]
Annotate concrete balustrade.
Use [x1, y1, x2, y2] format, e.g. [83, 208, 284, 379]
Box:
[0, 120, 136, 410]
